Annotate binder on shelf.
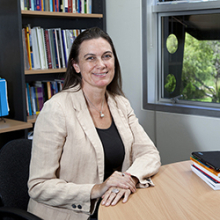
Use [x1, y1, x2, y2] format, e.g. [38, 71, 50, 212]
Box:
[0, 78, 9, 117]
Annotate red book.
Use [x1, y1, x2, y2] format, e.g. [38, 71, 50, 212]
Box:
[44, 30, 52, 69]
[68, 0, 72, 12]
[53, 0, 56, 12]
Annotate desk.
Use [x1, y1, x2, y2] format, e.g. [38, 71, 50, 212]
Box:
[98, 160, 220, 220]
[0, 118, 32, 133]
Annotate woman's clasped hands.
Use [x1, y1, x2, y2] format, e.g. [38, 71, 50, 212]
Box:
[101, 172, 138, 206]
[91, 171, 138, 207]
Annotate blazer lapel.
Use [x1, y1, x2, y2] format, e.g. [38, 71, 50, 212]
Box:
[70, 88, 105, 182]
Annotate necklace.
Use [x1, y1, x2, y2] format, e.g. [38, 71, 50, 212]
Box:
[84, 94, 105, 118]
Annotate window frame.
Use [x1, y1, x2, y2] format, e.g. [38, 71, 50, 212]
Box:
[142, 0, 220, 117]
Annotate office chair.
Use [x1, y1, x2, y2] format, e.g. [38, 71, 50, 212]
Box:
[0, 139, 42, 220]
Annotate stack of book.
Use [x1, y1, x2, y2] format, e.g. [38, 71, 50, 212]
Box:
[190, 152, 220, 190]
[22, 24, 81, 70]
[20, 0, 92, 14]
[26, 80, 63, 116]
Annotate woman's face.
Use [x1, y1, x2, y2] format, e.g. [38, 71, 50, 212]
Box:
[73, 37, 115, 91]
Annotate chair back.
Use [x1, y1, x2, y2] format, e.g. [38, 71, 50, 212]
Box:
[0, 139, 32, 210]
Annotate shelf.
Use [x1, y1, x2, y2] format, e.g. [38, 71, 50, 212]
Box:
[21, 10, 103, 18]
[27, 115, 38, 123]
[0, 119, 32, 134]
[25, 68, 66, 75]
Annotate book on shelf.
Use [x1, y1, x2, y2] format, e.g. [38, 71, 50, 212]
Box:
[191, 165, 220, 190]
[25, 25, 32, 69]
[26, 83, 33, 116]
[44, 29, 53, 69]
[22, 28, 30, 70]
[0, 78, 9, 117]
[22, 26, 80, 71]
[21, 0, 25, 10]
[25, 80, 64, 116]
[31, 27, 41, 69]
[21, 0, 92, 13]
[30, 86, 37, 115]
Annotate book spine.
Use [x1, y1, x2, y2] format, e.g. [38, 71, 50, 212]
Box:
[31, 0, 35, 10]
[42, 82, 49, 102]
[35, 87, 40, 111]
[25, 26, 32, 69]
[64, 0, 68, 12]
[193, 162, 220, 182]
[55, 29, 62, 68]
[68, 0, 72, 12]
[48, 29, 56, 69]
[190, 156, 220, 177]
[22, 28, 30, 70]
[36, 0, 41, 10]
[37, 86, 44, 110]
[87, 0, 91, 14]
[41, 28, 48, 69]
[50, 0, 53, 11]
[0, 79, 9, 117]
[44, 30, 53, 69]
[25, 87, 29, 116]
[61, 30, 68, 66]
[56, 0, 59, 12]
[41, 0, 44, 11]
[47, 81, 52, 99]
[28, 24, 34, 69]
[191, 165, 219, 190]
[52, 29, 59, 68]
[20, 0, 25, 10]
[26, 83, 33, 116]
[80, 0, 84, 13]
[72, 0, 76, 13]
[77, 0, 80, 13]
[30, 86, 37, 115]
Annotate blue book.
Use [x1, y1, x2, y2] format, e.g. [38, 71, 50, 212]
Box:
[36, 0, 41, 11]
[30, 86, 37, 115]
[50, 0, 53, 11]
[77, 0, 81, 13]
[0, 79, 9, 117]
[61, 30, 68, 66]
[26, 83, 32, 116]
[31, 0, 35, 10]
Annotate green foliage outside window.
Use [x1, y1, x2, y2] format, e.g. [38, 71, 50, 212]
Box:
[181, 33, 220, 103]
[165, 32, 220, 103]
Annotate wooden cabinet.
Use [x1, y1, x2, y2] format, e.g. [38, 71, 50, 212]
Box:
[0, 0, 106, 145]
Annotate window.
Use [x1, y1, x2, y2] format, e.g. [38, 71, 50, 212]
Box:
[143, 0, 220, 117]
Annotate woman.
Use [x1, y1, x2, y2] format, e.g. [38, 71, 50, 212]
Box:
[28, 27, 161, 220]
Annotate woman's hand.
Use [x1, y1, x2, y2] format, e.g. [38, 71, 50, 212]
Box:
[91, 172, 136, 199]
[101, 187, 132, 206]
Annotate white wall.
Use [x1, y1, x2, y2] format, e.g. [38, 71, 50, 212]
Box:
[105, 0, 156, 141]
[106, 0, 220, 165]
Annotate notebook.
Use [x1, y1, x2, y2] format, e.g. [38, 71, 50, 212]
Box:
[192, 151, 220, 171]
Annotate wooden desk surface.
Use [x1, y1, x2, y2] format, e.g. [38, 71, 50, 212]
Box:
[98, 160, 220, 220]
[0, 118, 32, 133]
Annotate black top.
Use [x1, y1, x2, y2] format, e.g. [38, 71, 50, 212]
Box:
[91, 120, 125, 219]
[96, 119, 125, 180]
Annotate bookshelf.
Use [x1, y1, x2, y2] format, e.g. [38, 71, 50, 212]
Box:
[0, 0, 106, 145]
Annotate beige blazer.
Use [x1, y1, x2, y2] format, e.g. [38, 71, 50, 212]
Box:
[27, 87, 161, 220]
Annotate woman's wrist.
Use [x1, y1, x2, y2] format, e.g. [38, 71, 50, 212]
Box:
[131, 176, 139, 186]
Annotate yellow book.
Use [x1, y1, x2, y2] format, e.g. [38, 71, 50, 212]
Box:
[47, 81, 52, 99]
[25, 26, 32, 69]
[41, 0, 44, 11]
